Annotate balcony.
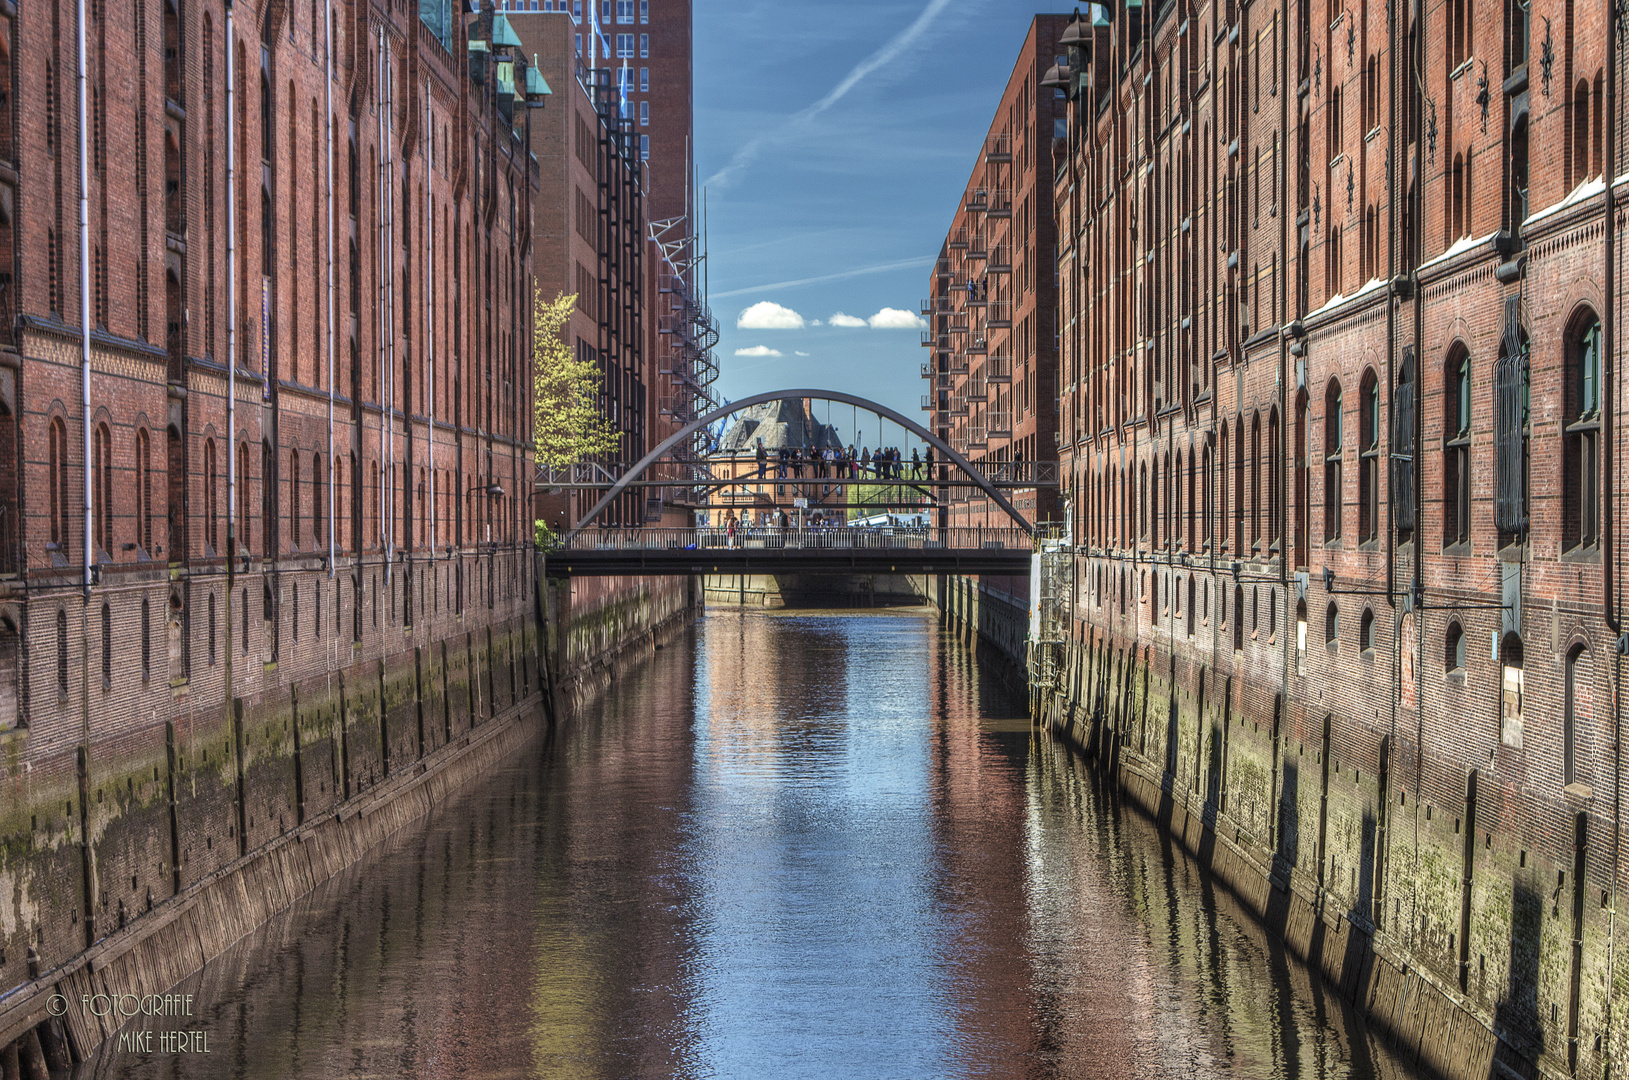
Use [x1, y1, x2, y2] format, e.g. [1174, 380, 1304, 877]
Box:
[967, 425, 988, 448]
[985, 189, 1013, 217]
[947, 354, 971, 374]
[964, 336, 988, 356]
[949, 229, 970, 249]
[920, 361, 934, 379]
[921, 296, 953, 316]
[965, 378, 988, 402]
[920, 331, 950, 349]
[987, 410, 1012, 437]
[935, 257, 952, 277]
[987, 244, 1012, 272]
[986, 301, 1012, 327]
[950, 396, 970, 416]
[986, 352, 1013, 382]
[985, 133, 1012, 162]
[967, 232, 988, 259]
[921, 395, 933, 411]
[965, 188, 989, 213]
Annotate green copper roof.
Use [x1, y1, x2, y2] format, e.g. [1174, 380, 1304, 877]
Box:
[491, 13, 523, 48]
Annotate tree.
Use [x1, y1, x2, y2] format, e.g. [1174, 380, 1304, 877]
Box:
[533, 290, 619, 466]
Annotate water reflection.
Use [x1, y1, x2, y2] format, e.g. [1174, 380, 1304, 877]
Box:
[80, 608, 1422, 1079]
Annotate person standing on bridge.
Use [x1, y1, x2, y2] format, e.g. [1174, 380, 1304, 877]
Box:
[912, 447, 922, 478]
[756, 439, 767, 479]
[925, 446, 936, 480]
[725, 509, 738, 547]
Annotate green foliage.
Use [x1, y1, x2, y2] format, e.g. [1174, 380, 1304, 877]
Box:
[533, 290, 620, 466]
[534, 519, 562, 551]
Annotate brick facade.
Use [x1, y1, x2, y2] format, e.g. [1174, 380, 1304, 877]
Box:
[1045, 0, 1629, 1073]
[0, 0, 541, 993]
[925, 16, 1065, 533]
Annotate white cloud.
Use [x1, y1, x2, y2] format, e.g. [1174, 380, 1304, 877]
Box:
[710, 256, 935, 300]
[829, 312, 868, 328]
[868, 307, 928, 329]
[734, 345, 783, 357]
[810, 319, 823, 326]
[736, 301, 806, 329]
[795, 351, 811, 357]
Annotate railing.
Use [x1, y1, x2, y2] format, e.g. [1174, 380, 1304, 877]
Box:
[964, 336, 988, 355]
[987, 410, 1013, 436]
[986, 301, 1012, 326]
[560, 526, 1033, 553]
[921, 394, 933, 411]
[920, 332, 949, 349]
[985, 352, 1013, 381]
[987, 244, 1012, 271]
[921, 296, 953, 315]
[985, 189, 1013, 216]
[950, 395, 969, 416]
[983, 460, 1061, 484]
[935, 258, 951, 277]
[965, 188, 989, 212]
[920, 361, 934, 379]
[947, 354, 970, 374]
[985, 133, 1013, 160]
[949, 229, 970, 249]
[967, 425, 987, 447]
[965, 377, 988, 402]
[967, 232, 988, 258]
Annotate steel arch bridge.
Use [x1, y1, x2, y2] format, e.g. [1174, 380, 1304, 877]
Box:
[540, 390, 1044, 577]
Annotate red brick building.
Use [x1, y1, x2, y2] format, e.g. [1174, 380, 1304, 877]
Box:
[924, 15, 1065, 531]
[1043, 0, 1629, 1073]
[0, 0, 541, 982]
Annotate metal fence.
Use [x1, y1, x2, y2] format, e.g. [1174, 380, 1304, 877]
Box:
[558, 526, 1033, 554]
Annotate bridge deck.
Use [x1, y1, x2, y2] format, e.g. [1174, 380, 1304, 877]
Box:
[546, 527, 1034, 577]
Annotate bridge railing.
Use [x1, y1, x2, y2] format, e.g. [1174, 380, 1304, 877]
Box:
[557, 526, 1034, 554]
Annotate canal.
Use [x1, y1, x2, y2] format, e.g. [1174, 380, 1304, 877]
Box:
[80, 608, 1424, 1079]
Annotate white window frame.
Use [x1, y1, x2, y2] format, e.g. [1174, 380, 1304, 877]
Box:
[640, 33, 649, 57]
[640, 100, 649, 125]
[616, 33, 635, 57]
[640, 65, 648, 91]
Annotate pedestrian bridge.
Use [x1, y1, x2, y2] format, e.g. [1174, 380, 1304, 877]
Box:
[545, 526, 1033, 576]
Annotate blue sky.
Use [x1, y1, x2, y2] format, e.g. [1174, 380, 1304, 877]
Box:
[694, 0, 1079, 446]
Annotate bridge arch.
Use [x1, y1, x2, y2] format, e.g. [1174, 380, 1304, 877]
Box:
[565, 389, 1035, 538]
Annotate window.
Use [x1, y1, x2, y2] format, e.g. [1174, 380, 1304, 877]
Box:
[1327, 85, 1343, 163]
[1500, 633, 1524, 747]
[1508, 0, 1530, 72]
[209, 592, 217, 666]
[1494, 299, 1529, 542]
[1449, 0, 1470, 70]
[640, 0, 648, 20]
[56, 609, 68, 696]
[1233, 584, 1245, 651]
[641, 134, 650, 159]
[1509, 119, 1529, 237]
[1297, 599, 1308, 672]
[1325, 602, 1339, 650]
[205, 438, 218, 554]
[1359, 607, 1375, 654]
[141, 597, 151, 683]
[1359, 370, 1380, 543]
[1324, 380, 1343, 540]
[616, 33, 634, 57]
[1446, 621, 1466, 672]
[93, 423, 113, 559]
[1564, 645, 1586, 786]
[1444, 348, 1471, 547]
[640, 65, 649, 90]
[101, 603, 112, 690]
[1295, 391, 1309, 565]
[640, 35, 649, 58]
[1565, 315, 1602, 550]
[640, 100, 649, 126]
[616, 0, 634, 20]
[49, 418, 69, 558]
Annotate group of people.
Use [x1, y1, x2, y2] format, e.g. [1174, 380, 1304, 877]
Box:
[753, 440, 934, 481]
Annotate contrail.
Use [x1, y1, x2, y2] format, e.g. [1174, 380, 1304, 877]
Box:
[711, 257, 934, 299]
[705, 0, 957, 189]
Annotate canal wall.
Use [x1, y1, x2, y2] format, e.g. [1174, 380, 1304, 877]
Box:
[702, 573, 928, 608]
[936, 574, 1029, 690]
[0, 562, 697, 1068]
[1035, 617, 1626, 1080]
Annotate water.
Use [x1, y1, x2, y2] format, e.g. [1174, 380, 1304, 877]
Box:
[80, 608, 1423, 1079]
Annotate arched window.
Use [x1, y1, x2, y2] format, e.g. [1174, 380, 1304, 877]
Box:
[289, 448, 302, 550]
[1267, 408, 1281, 554]
[238, 441, 252, 553]
[100, 602, 112, 689]
[141, 597, 151, 684]
[1445, 347, 1472, 547]
[1234, 413, 1247, 555]
[1297, 598, 1308, 671]
[314, 452, 326, 547]
[1446, 621, 1466, 672]
[261, 440, 275, 556]
[1564, 314, 1602, 550]
[1494, 307, 1530, 543]
[1500, 633, 1525, 747]
[1233, 584, 1245, 651]
[1509, 117, 1529, 237]
[1219, 421, 1230, 552]
[1295, 391, 1309, 565]
[136, 428, 152, 555]
[1251, 412, 1263, 553]
[1325, 602, 1339, 649]
[1359, 370, 1380, 543]
[1564, 645, 1588, 787]
[1360, 607, 1376, 654]
[56, 608, 68, 695]
[1324, 380, 1343, 540]
[1571, 80, 1593, 188]
[93, 423, 113, 559]
[204, 438, 218, 555]
[49, 417, 69, 558]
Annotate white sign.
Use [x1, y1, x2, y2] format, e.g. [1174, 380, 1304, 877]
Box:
[793, 498, 808, 508]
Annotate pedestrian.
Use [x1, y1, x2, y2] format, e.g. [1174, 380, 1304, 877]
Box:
[925, 446, 936, 480]
[861, 447, 870, 477]
[725, 510, 738, 548]
[912, 447, 922, 478]
[755, 438, 767, 479]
